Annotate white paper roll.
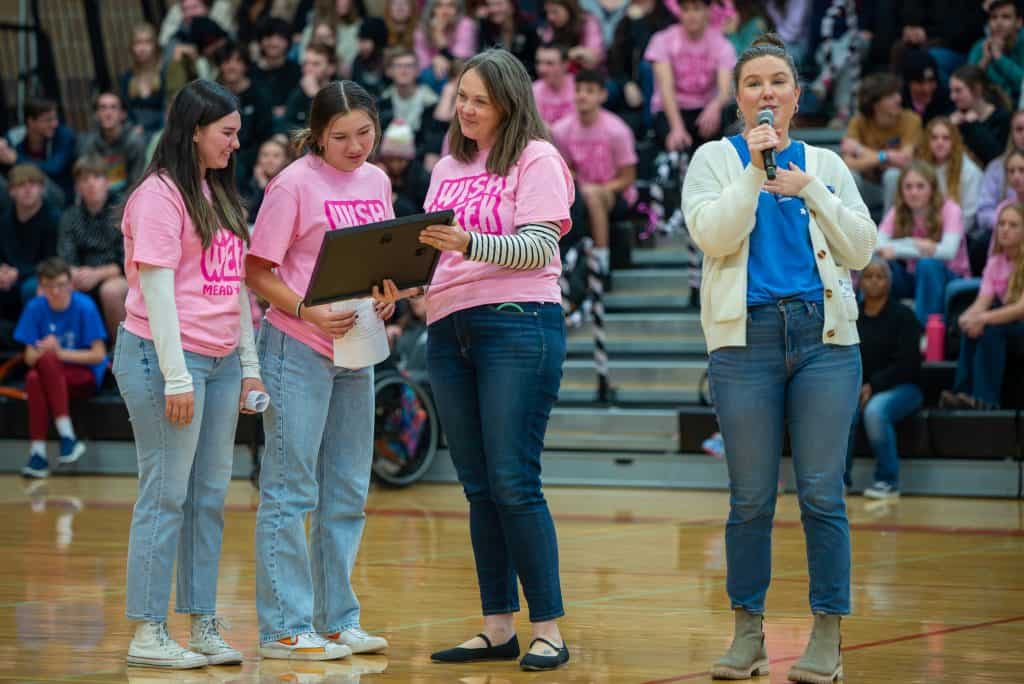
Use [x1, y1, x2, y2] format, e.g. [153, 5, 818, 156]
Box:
[331, 298, 391, 369]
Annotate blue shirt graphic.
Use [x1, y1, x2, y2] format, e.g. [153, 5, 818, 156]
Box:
[727, 134, 823, 306]
[14, 292, 108, 387]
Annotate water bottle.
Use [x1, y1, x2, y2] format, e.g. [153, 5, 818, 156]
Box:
[925, 313, 945, 362]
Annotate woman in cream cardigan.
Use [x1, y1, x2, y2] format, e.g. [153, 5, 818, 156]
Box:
[682, 33, 876, 684]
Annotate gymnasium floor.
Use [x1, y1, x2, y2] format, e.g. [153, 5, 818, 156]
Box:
[1, 475, 1022, 683]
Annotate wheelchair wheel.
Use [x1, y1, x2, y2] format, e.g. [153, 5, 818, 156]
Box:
[372, 370, 439, 486]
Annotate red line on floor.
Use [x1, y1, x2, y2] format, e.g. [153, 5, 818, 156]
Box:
[640, 615, 1024, 684]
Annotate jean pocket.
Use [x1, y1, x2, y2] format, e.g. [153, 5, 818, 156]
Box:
[484, 302, 542, 316]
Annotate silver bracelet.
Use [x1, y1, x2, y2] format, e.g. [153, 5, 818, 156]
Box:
[294, 299, 303, 318]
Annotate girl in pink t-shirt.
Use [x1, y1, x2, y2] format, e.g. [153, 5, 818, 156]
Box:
[245, 80, 393, 661]
[877, 161, 971, 324]
[943, 202, 1024, 408]
[538, 0, 605, 69]
[115, 79, 263, 669]
[381, 48, 574, 672]
[414, 0, 478, 87]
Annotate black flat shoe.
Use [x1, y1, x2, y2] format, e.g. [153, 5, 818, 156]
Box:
[520, 637, 570, 671]
[431, 633, 520, 663]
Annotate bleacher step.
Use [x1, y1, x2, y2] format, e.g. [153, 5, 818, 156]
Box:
[560, 359, 706, 403]
[567, 312, 705, 355]
[546, 407, 679, 452]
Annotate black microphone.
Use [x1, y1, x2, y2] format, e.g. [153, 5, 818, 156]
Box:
[757, 108, 777, 180]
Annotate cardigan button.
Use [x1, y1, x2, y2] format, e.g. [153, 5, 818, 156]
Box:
[817, 250, 827, 259]
[825, 289, 833, 298]
[826, 329, 836, 338]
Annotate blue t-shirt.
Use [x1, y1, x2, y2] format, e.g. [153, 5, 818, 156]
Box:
[14, 292, 108, 387]
[727, 134, 823, 306]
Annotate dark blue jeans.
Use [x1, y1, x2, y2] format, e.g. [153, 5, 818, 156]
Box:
[427, 302, 566, 622]
[708, 300, 861, 615]
[954, 320, 1024, 406]
[844, 383, 923, 488]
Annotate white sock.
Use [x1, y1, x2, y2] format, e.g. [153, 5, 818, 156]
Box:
[55, 416, 75, 440]
[592, 247, 610, 273]
[30, 441, 46, 457]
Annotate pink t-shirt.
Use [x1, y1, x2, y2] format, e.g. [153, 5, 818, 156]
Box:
[413, 16, 479, 67]
[533, 76, 576, 127]
[551, 108, 639, 206]
[538, 13, 606, 64]
[122, 174, 245, 357]
[644, 25, 736, 113]
[878, 198, 971, 277]
[248, 155, 394, 358]
[423, 139, 575, 324]
[979, 253, 1019, 302]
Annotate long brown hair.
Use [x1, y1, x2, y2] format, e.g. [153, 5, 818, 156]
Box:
[543, 0, 585, 47]
[993, 203, 1024, 303]
[951, 64, 1012, 112]
[447, 49, 550, 177]
[385, 0, 419, 49]
[893, 161, 945, 241]
[127, 23, 162, 100]
[291, 80, 382, 157]
[917, 117, 969, 206]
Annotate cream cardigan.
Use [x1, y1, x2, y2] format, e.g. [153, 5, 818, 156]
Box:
[682, 138, 878, 352]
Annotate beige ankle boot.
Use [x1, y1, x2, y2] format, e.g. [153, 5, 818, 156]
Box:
[710, 609, 769, 680]
[788, 614, 843, 683]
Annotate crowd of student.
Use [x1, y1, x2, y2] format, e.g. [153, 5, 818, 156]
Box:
[1, 0, 1023, 497]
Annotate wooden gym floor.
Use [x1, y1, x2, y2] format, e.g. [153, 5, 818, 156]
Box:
[0, 474, 1021, 682]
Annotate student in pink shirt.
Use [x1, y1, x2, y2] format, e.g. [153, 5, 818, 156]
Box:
[645, 0, 736, 152]
[532, 43, 576, 128]
[245, 80, 394, 661]
[414, 0, 478, 90]
[116, 79, 263, 670]
[551, 69, 638, 281]
[539, 0, 605, 68]
[381, 48, 574, 672]
[942, 201, 1024, 408]
[876, 161, 972, 325]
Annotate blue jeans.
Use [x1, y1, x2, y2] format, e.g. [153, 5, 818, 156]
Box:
[954, 320, 1024, 407]
[889, 258, 959, 326]
[708, 300, 860, 615]
[427, 303, 566, 622]
[844, 384, 923, 488]
[115, 327, 242, 621]
[255, 321, 375, 643]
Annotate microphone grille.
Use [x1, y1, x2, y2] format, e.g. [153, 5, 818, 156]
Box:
[757, 108, 775, 126]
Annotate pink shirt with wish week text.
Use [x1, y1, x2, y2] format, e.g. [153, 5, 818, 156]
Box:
[423, 139, 575, 325]
[248, 154, 394, 358]
[122, 174, 245, 357]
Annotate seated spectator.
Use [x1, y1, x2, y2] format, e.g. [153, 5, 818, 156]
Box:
[916, 116, 983, 236]
[375, 120, 431, 216]
[77, 92, 147, 197]
[57, 157, 128, 342]
[605, 0, 676, 128]
[877, 161, 971, 325]
[533, 43, 576, 128]
[378, 48, 445, 155]
[243, 135, 291, 219]
[214, 41, 275, 184]
[0, 165, 59, 309]
[159, 0, 234, 50]
[551, 69, 637, 284]
[280, 42, 338, 134]
[764, 0, 812, 66]
[977, 109, 1024, 237]
[968, 0, 1024, 107]
[844, 257, 922, 500]
[539, 0, 605, 69]
[901, 48, 954, 127]
[722, 0, 767, 56]
[581, 0, 629, 47]
[476, 0, 540, 77]
[414, 0, 478, 91]
[841, 72, 921, 220]
[385, 0, 419, 50]
[120, 23, 166, 137]
[645, 0, 735, 153]
[352, 16, 390, 97]
[941, 201, 1024, 409]
[298, 0, 364, 79]
[15, 257, 107, 480]
[165, 16, 230, 102]
[949, 65, 1011, 168]
[251, 17, 303, 120]
[10, 97, 76, 207]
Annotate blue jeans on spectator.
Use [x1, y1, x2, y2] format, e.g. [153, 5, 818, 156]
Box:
[889, 258, 960, 326]
[708, 300, 860, 615]
[844, 384, 923, 489]
[255, 321, 375, 642]
[427, 302, 566, 622]
[953, 320, 1024, 407]
[114, 327, 242, 621]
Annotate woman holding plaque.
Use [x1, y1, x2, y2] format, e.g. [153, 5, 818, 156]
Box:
[244, 80, 393, 661]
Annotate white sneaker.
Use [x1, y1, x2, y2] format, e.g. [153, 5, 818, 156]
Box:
[190, 616, 243, 665]
[863, 481, 900, 500]
[258, 632, 351, 660]
[324, 627, 389, 654]
[127, 621, 208, 669]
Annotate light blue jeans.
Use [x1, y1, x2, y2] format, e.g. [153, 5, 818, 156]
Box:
[845, 383, 924, 488]
[708, 300, 861, 615]
[255, 321, 375, 643]
[115, 326, 242, 621]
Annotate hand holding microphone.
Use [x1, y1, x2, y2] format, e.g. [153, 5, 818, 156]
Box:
[751, 108, 778, 179]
